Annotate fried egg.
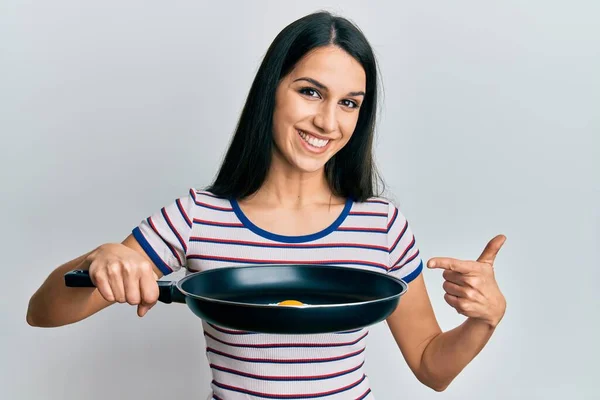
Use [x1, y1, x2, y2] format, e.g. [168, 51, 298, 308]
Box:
[268, 300, 309, 307]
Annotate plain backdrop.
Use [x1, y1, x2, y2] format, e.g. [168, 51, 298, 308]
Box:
[2, 1, 598, 399]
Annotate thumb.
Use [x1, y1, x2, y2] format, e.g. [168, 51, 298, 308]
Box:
[137, 302, 156, 317]
[137, 269, 160, 317]
[477, 234, 507, 265]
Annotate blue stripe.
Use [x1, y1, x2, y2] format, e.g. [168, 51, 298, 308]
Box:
[189, 237, 388, 253]
[161, 208, 187, 252]
[207, 323, 363, 336]
[195, 190, 223, 199]
[388, 221, 408, 254]
[206, 323, 256, 335]
[210, 361, 364, 382]
[193, 201, 234, 212]
[349, 212, 387, 217]
[188, 255, 387, 271]
[387, 208, 398, 232]
[146, 216, 181, 263]
[366, 199, 389, 205]
[336, 328, 364, 334]
[204, 331, 368, 348]
[212, 374, 366, 399]
[398, 260, 423, 283]
[176, 199, 192, 228]
[337, 227, 387, 234]
[206, 347, 364, 364]
[193, 219, 245, 228]
[131, 227, 173, 275]
[392, 240, 417, 267]
[230, 197, 353, 243]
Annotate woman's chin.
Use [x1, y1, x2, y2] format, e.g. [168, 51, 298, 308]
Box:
[289, 155, 328, 174]
[272, 146, 331, 174]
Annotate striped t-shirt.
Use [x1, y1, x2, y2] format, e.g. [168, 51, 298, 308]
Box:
[132, 188, 423, 400]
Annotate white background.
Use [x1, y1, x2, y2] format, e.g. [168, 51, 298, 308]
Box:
[2, 1, 598, 399]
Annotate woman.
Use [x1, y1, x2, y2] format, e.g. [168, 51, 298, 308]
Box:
[26, 11, 507, 399]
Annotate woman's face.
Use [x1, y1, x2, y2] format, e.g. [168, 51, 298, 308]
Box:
[272, 45, 366, 174]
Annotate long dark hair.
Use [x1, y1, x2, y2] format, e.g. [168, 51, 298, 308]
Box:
[207, 11, 383, 202]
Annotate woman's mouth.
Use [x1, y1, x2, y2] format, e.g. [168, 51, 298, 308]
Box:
[297, 130, 330, 153]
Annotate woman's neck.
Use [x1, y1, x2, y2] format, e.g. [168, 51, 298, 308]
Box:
[245, 155, 341, 209]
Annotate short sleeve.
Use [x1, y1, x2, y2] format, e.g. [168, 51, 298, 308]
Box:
[131, 189, 195, 276]
[386, 202, 423, 283]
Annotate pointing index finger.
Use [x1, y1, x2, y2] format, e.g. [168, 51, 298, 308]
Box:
[427, 257, 477, 274]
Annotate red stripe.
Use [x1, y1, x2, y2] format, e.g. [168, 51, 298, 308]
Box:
[176, 198, 192, 227]
[147, 217, 182, 265]
[386, 207, 398, 230]
[391, 248, 420, 272]
[206, 346, 365, 364]
[356, 388, 372, 400]
[195, 190, 222, 199]
[189, 190, 232, 210]
[349, 211, 387, 217]
[366, 199, 389, 205]
[204, 330, 368, 348]
[193, 218, 244, 227]
[147, 216, 159, 235]
[338, 227, 387, 233]
[206, 323, 253, 335]
[209, 361, 364, 381]
[392, 236, 416, 267]
[195, 200, 233, 211]
[212, 374, 366, 398]
[190, 237, 388, 252]
[389, 220, 408, 254]
[188, 254, 388, 270]
[161, 207, 186, 253]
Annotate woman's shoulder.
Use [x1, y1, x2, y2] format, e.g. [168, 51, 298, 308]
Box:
[352, 195, 400, 216]
[350, 195, 415, 233]
[184, 187, 232, 206]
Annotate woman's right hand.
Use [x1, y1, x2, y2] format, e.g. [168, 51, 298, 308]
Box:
[87, 243, 160, 317]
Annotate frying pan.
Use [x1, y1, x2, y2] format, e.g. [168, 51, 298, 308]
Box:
[64, 264, 408, 334]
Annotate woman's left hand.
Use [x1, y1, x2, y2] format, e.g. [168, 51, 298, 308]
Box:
[427, 234, 507, 328]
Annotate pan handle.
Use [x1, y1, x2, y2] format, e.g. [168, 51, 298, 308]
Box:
[64, 269, 186, 304]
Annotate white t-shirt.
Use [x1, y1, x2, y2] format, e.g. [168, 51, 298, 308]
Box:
[133, 188, 423, 399]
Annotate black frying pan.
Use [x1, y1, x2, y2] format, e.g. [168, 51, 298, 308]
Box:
[64, 265, 408, 334]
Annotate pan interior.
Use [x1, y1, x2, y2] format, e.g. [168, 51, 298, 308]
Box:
[180, 265, 404, 306]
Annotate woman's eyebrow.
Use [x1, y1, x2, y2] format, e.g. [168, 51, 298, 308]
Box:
[293, 77, 365, 97]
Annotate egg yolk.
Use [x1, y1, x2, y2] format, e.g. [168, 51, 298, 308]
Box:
[278, 300, 304, 306]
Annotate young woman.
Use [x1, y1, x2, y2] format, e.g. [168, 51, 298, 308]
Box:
[26, 11, 507, 399]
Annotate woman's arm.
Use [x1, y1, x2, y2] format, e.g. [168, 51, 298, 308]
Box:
[27, 189, 198, 328]
[26, 235, 163, 327]
[386, 235, 507, 391]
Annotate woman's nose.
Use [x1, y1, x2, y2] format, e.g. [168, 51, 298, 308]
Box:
[313, 103, 338, 134]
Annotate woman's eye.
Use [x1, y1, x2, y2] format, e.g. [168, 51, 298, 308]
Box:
[299, 88, 320, 98]
[341, 99, 358, 109]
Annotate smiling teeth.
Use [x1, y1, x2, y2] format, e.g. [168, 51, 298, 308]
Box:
[298, 130, 329, 148]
